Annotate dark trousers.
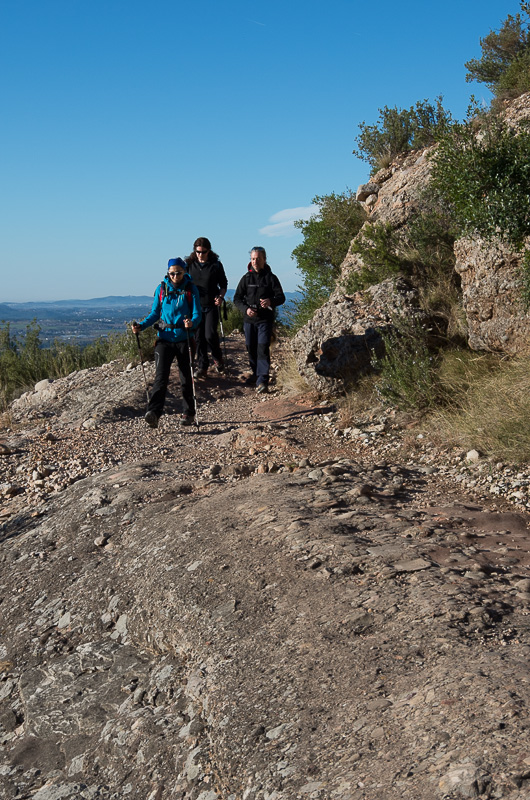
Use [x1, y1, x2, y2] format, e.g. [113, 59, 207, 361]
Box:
[196, 306, 223, 370]
[147, 339, 195, 417]
[244, 319, 273, 386]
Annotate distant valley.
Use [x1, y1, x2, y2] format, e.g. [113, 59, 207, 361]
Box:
[0, 291, 300, 345]
[0, 296, 155, 345]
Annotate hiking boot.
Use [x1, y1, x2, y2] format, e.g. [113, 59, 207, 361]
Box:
[194, 368, 207, 379]
[214, 360, 225, 373]
[244, 374, 257, 386]
[145, 410, 159, 429]
[180, 413, 195, 426]
[256, 383, 268, 394]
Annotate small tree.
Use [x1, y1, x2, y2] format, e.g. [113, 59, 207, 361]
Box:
[289, 190, 366, 329]
[465, 2, 530, 99]
[353, 97, 453, 170]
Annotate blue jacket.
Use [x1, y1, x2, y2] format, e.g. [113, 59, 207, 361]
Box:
[138, 275, 202, 343]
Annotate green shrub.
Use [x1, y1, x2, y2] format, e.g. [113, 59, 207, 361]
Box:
[345, 208, 461, 336]
[346, 223, 403, 292]
[403, 205, 458, 274]
[372, 317, 439, 411]
[402, 208, 465, 340]
[372, 325, 491, 413]
[221, 300, 244, 334]
[289, 190, 366, 331]
[353, 97, 453, 170]
[430, 114, 530, 244]
[430, 112, 530, 304]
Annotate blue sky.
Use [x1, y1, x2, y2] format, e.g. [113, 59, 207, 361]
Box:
[0, 0, 518, 302]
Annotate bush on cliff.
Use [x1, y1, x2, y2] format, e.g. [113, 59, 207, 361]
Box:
[352, 98, 453, 170]
[345, 205, 464, 340]
[465, 2, 530, 100]
[430, 110, 530, 303]
[430, 113, 530, 245]
[289, 190, 366, 330]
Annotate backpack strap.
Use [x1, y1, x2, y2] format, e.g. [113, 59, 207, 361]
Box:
[158, 280, 194, 319]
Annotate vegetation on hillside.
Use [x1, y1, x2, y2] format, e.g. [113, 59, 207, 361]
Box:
[346, 203, 464, 340]
[288, 191, 366, 329]
[0, 321, 152, 412]
[352, 97, 453, 171]
[429, 110, 530, 304]
[288, 3, 530, 462]
[465, 1, 530, 101]
[0, 300, 244, 412]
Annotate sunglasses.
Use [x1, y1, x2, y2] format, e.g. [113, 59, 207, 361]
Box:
[168, 270, 184, 277]
[195, 249, 209, 255]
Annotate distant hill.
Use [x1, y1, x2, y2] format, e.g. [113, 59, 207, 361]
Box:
[44, 295, 155, 307]
[0, 292, 301, 321]
[1, 296, 153, 313]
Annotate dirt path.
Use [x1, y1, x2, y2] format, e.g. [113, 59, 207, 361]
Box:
[1, 336, 529, 799]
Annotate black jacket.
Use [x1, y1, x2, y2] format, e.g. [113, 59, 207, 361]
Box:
[233, 263, 285, 323]
[186, 258, 228, 309]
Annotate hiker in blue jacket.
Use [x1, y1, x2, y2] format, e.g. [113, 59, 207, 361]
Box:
[131, 258, 202, 428]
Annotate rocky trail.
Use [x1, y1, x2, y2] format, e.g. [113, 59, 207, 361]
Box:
[0, 336, 529, 800]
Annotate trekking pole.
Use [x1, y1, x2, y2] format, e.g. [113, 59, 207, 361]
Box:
[133, 323, 150, 404]
[219, 300, 229, 374]
[185, 324, 200, 431]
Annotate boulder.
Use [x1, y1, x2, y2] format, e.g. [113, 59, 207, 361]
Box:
[291, 277, 422, 393]
[356, 182, 380, 202]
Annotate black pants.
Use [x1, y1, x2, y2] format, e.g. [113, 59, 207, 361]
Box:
[147, 339, 194, 417]
[196, 306, 223, 370]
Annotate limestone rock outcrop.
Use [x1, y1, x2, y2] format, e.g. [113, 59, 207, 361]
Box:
[452, 93, 530, 355]
[293, 93, 530, 390]
[292, 147, 435, 392]
[455, 235, 530, 353]
[290, 278, 421, 394]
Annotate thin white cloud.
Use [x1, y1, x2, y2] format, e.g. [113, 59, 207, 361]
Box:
[259, 205, 319, 237]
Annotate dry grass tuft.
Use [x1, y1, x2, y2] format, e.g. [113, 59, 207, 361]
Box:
[429, 352, 530, 464]
[338, 375, 381, 427]
[276, 350, 313, 397]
